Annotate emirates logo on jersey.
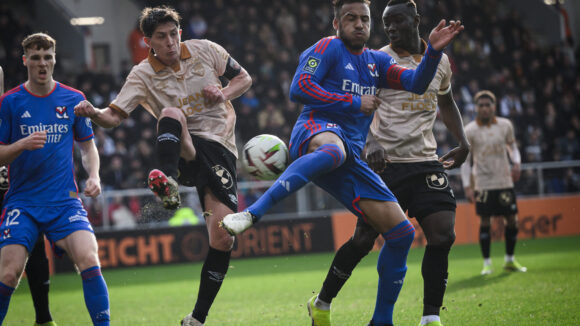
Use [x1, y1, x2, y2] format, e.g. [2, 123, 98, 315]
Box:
[56, 106, 69, 119]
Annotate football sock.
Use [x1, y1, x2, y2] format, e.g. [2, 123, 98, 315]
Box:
[0, 282, 15, 324]
[372, 220, 415, 326]
[25, 237, 53, 324]
[156, 117, 182, 179]
[505, 226, 518, 256]
[192, 247, 231, 323]
[421, 245, 450, 316]
[248, 143, 345, 218]
[319, 238, 371, 303]
[81, 266, 110, 326]
[479, 226, 491, 258]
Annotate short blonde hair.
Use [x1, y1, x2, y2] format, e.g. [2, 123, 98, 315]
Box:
[473, 90, 496, 104]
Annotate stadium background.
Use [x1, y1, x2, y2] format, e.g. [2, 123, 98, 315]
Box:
[1, 0, 579, 270]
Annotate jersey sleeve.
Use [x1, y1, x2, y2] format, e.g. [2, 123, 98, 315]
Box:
[200, 40, 229, 77]
[109, 67, 148, 118]
[0, 95, 12, 144]
[505, 119, 515, 145]
[289, 38, 359, 111]
[439, 54, 452, 92]
[73, 93, 94, 142]
[381, 43, 443, 94]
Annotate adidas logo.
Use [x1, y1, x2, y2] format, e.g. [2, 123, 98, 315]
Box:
[21, 111, 32, 118]
[345, 63, 355, 71]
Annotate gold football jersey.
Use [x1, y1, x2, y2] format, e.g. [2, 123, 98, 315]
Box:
[370, 43, 452, 162]
[465, 117, 516, 190]
[110, 39, 238, 157]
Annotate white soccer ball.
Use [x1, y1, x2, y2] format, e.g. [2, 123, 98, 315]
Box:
[0, 166, 8, 190]
[242, 134, 289, 180]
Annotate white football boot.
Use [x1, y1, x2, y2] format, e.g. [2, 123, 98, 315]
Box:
[220, 211, 256, 235]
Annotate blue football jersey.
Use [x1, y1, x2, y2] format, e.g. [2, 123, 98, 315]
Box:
[0, 82, 93, 206]
[289, 36, 442, 153]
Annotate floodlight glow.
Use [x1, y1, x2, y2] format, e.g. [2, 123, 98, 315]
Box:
[70, 17, 105, 26]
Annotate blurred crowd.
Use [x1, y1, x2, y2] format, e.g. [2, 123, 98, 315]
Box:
[1, 0, 579, 227]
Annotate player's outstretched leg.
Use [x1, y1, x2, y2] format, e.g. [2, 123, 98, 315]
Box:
[370, 220, 415, 326]
[221, 143, 345, 235]
[25, 236, 56, 326]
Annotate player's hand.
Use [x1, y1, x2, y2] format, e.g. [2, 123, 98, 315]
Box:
[365, 139, 388, 173]
[511, 163, 521, 182]
[74, 100, 98, 118]
[439, 143, 470, 169]
[19, 131, 47, 150]
[360, 95, 380, 115]
[428, 19, 464, 51]
[84, 176, 101, 198]
[203, 85, 226, 107]
[464, 186, 475, 203]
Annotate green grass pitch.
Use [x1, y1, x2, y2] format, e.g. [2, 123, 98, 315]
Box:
[5, 236, 580, 325]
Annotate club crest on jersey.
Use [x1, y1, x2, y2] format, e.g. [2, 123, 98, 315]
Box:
[368, 63, 379, 78]
[303, 56, 321, 74]
[55, 106, 69, 119]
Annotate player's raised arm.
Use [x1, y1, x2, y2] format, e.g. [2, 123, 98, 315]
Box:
[384, 20, 463, 94]
[74, 100, 124, 129]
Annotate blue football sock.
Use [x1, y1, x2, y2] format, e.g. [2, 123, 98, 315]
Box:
[0, 281, 15, 324]
[372, 220, 415, 326]
[81, 266, 110, 326]
[248, 143, 345, 218]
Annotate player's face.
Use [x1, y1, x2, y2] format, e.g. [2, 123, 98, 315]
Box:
[146, 22, 181, 66]
[475, 98, 496, 122]
[383, 4, 419, 50]
[334, 3, 371, 51]
[23, 47, 55, 86]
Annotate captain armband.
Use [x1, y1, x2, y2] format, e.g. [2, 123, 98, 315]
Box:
[437, 84, 451, 95]
[222, 56, 242, 80]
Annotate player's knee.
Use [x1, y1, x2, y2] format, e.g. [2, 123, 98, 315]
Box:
[160, 107, 184, 121]
[74, 253, 100, 272]
[210, 233, 235, 251]
[352, 230, 378, 253]
[384, 222, 415, 249]
[427, 228, 456, 248]
[0, 268, 24, 288]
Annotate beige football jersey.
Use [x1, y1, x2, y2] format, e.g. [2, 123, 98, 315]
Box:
[370, 42, 452, 162]
[110, 39, 238, 157]
[464, 117, 515, 190]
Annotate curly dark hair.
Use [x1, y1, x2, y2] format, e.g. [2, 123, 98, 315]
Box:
[332, 0, 371, 18]
[139, 6, 181, 37]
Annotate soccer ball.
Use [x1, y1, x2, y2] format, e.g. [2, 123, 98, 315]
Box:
[242, 134, 289, 180]
[0, 166, 8, 190]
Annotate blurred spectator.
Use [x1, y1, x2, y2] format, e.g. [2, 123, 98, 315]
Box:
[128, 22, 149, 64]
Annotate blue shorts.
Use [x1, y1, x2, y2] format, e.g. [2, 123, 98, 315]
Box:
[289, 118, 397, 220]
[0, 201, 94, 252]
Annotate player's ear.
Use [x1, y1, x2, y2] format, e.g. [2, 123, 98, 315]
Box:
[415, 14, 421, 27]
[22, 55, 27, 66]
[179, 29, 182, 37]
[332, 17, 339, 31]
